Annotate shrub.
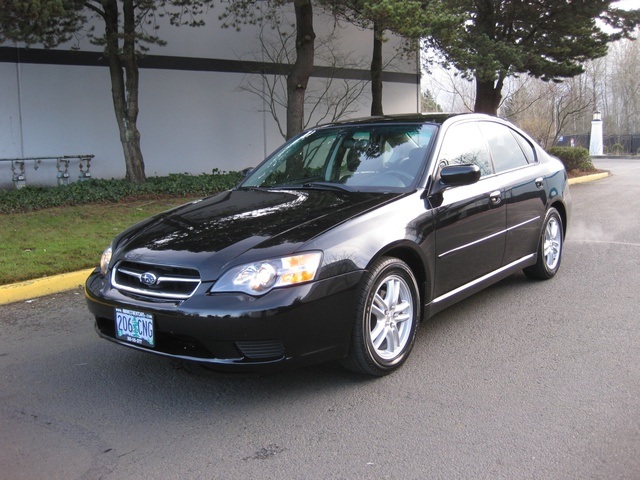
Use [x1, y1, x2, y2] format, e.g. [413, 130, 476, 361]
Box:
[0, 170, 244, 214]
[547, 146, 595, 172]
[609, 143, 624, 155]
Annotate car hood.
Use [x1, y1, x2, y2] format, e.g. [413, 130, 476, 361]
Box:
[113, 188, 400, 280]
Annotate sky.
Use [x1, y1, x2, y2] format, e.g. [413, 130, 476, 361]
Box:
[614, 0, 640, 9]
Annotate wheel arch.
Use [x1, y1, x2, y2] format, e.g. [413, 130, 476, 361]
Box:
[368, 243, 429, 317]
[550, 200, 568, 237]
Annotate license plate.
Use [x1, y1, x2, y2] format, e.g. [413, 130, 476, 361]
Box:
[115, 308, 154, 348]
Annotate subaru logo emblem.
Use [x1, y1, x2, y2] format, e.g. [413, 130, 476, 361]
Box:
[140, 272, 157, 286]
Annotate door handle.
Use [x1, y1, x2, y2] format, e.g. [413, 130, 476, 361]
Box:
[535, 177, 544, 188]
[489, 190, 502, 205]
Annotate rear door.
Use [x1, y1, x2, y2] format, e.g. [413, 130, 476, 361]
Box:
[478, 121, 547, 265]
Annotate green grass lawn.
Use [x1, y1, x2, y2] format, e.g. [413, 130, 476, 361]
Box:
[0, 197, 199, 284]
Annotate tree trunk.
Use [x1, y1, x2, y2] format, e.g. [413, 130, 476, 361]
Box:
[103, 0, 146, 183]
[286, 0, 315, 140]
[370, 21, 384, 116]
[474, 73, 505, 116]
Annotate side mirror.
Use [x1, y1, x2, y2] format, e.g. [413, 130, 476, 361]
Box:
[426, 163, 482, 202]
[242, 167, 253, 177]
[440, 164, 481, 187]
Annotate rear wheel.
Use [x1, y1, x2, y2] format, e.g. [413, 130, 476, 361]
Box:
[524, 207, 563, 280]
[341, 257, 420, 376]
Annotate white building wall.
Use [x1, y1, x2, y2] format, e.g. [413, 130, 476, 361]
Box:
[0, 7, 419, 188]
[0, 63, 22, 157]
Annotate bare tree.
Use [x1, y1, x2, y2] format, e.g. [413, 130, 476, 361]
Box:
[424, 23, 640, 149]
[502, 77, 593, 148]
[220, 0, 316, 139]
[423, 67, 475, 113]
[238, 14, 369, 139]
[606, 38, 640, 136]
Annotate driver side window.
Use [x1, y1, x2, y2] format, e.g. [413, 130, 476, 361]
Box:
[438, 123, 493, 177]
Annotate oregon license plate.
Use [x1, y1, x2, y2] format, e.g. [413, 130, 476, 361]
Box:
[115, 308, 154, 348]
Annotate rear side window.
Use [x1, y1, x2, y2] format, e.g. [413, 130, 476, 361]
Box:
[511, 129, 537, 164]
[479, 122, 530, 173]
[438, 122, 493, 177]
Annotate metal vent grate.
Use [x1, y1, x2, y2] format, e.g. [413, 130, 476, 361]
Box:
[112, 261, 201, 300]
[235, 340, 285, 360]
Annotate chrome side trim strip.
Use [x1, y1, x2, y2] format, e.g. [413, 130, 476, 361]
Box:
[432, 254, 535, 305]
[438, 215, 540, 259]
[506, 216, 540, 232]
[438, 230, 505, 258]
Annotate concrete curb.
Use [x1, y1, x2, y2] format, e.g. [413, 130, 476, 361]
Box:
[568, 171, 610, 185]
[0, 268, 94, 306]
[0, 171, 610, 306]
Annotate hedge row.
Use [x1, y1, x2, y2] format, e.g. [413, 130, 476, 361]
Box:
[0, 147, 598, 214]
[547, 146, 596, 172]
[0, 170, 244, 214]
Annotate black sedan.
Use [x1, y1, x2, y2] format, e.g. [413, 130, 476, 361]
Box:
[86, 113, 571, 376]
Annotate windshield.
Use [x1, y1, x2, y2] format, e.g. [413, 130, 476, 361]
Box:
[241, 123, 438, 192]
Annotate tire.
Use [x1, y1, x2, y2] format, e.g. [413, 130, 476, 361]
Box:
[524, 207, 563, 280]
[341, 257, 420, 376]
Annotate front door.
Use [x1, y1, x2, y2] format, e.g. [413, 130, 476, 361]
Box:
[431, 121, 507, 298]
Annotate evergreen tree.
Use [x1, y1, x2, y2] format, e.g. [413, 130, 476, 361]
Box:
[420, 88, 442, 112]
[427, 0, 640, 115]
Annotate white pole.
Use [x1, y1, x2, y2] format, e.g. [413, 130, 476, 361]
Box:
[589, 111, 603, 156]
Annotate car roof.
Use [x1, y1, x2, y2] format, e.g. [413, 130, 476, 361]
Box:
[318, 112, 496, 128]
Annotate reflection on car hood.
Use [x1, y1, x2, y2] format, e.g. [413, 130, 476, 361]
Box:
[113, 188, 400, 279]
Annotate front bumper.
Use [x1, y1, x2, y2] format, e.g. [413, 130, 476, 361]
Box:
[85, 269, 363, 372]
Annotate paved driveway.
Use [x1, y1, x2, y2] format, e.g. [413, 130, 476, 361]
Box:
[0, 158, 638, 479]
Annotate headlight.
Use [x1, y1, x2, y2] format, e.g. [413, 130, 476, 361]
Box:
[210, 252, 322, 295]
[100, 245, 112, 275]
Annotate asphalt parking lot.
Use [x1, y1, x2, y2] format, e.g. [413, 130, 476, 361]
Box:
[0, 158, 638, 479]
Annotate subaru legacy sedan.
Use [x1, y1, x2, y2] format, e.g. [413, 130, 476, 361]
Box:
[86, 113, 570, 376]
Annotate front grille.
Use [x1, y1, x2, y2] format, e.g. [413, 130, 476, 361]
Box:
[111, 260, 201, 300]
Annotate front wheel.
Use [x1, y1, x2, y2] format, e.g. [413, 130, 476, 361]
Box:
[341, 257, 420, 376]
[524, 207, 563, 280]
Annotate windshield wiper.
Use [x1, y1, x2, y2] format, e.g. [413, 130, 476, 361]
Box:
[241, 182, 354, 192]
[299, 182, 354, 192]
